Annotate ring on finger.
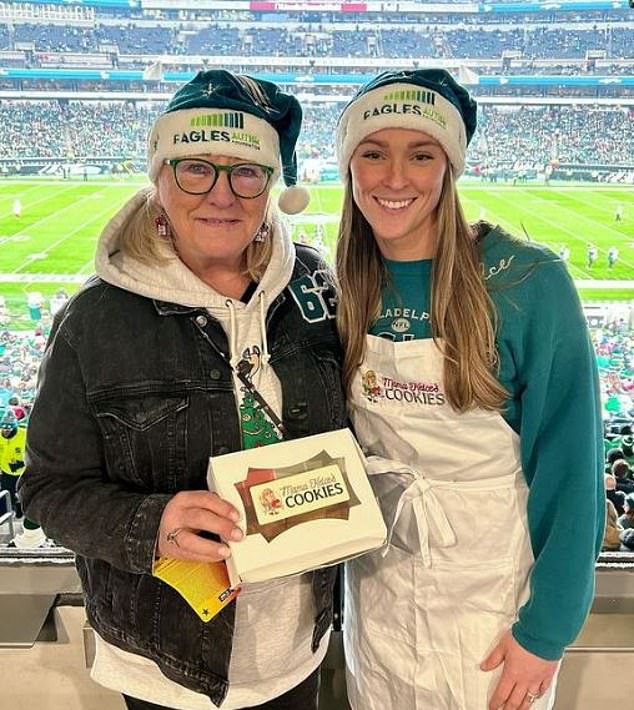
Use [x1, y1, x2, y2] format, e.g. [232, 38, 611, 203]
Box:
[166, 527, 185, 547]
[526, 691, 540, 705]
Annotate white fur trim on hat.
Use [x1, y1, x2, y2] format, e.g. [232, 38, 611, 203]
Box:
[336, 83, 468, 179]
[148, 108, 281, 183]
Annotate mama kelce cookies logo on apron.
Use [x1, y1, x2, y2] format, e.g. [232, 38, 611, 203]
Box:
[361, 369, 446, 406]
[361, 369, 383, 403]
[234, 451, 361, 542]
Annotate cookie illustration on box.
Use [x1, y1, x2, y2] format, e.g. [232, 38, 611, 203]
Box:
[259, 488, 283, 515]
[234, 451, 361, 542]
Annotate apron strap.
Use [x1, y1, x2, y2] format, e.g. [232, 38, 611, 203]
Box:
[387, 476, 457, 567]
[367, 456, 457, 567]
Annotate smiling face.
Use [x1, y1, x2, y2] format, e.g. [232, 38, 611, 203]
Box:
[157, 154, 270, 278]
[349, 128, 448, 260]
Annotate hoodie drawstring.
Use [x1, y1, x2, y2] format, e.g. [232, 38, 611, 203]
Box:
[259, 291, 270, 367]
[225, 298, 240, 368]
[225, 291, 285, 438]
[225, 290, 270, 370]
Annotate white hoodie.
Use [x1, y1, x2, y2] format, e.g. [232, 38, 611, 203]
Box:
[90, 190, 329, 709]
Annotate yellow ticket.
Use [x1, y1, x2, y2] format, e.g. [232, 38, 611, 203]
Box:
[153, 557, 240, 622]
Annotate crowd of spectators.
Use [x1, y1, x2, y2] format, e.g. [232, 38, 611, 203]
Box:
[471, 105, 634, 170]
[297, 103, 341, 163]
[1, 23, 633, 60]
[0, 100, 631, 171]
[476, 62, 630, 76]
[595, 319, 634, 425]
[597, 317, 634, 552]
[0, 328, 44, 425]
[1, 2, 631, 27]
[0, 100, 156, 160]
[161, 7, 632, 26]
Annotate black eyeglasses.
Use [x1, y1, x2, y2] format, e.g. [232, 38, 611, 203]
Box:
[165, 158, 274, 199]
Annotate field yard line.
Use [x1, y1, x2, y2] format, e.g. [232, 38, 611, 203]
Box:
[12, 198, 119, 274]
[0, 185, 46, 215]
[0, 186, 106, 243]
[311, 182, 633, 193]
[448, 187, 632, 276]
[312, 184, 325, 215]
[490, 189, 598, 279]
[458, 193, 518, 234]
[574, 280, 633, 288]
[459, 184, 634, 192]
[506, 190, 634, 272]
[557, 218, 634, 273]
[307, 185, 329, 237]
[3, 178, 148, 189]
[0, 184, 79, 220]
[0, 273, 86, 284]
[76, 257, 96, 276]
[555, 191, 633, 238]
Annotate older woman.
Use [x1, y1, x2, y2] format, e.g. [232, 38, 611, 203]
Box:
[334, 69, 603, 710]
[19, 70, 345, 710]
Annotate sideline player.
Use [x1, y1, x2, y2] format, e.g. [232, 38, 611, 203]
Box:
[607, 246, 619, 270]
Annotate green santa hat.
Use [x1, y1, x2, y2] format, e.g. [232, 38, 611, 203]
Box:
[148, 70, 309, 214]
[336, 68, 477, 178]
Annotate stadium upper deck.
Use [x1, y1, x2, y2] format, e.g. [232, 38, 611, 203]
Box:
[0, 24, 632, 60]
[0, 0, 632, 170]
[2, 0, 633, 19]
[1, 0, 633, 71]
[0, 24, 632, 101]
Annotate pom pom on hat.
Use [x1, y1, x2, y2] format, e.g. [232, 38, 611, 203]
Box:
[278, 184, 310, 215]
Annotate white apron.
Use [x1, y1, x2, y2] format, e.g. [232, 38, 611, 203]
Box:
[345, 335, 557, 710]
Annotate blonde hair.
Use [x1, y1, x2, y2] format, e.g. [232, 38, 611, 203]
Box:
[336, 168, 509, 413]
[117, 185, 275, 282]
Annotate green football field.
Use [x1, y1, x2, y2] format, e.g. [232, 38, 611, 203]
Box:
[0, 178, 632, 328]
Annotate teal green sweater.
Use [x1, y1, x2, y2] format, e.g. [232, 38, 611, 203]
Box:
[374, 225, 604, 661]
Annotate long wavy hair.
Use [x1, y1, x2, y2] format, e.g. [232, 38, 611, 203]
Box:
[335, 167, 509, 413]
[115, 185, 275, 282]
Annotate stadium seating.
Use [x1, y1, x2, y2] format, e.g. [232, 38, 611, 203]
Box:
[0, 101, 631, 172]
[3, 24, 633, 60]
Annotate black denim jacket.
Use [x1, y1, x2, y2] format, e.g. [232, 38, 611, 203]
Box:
[20, 245, 346, 706]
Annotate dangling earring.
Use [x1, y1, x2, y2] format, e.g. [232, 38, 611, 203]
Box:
[155, 213, 169, 238]
[254, 223, 271, 243]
